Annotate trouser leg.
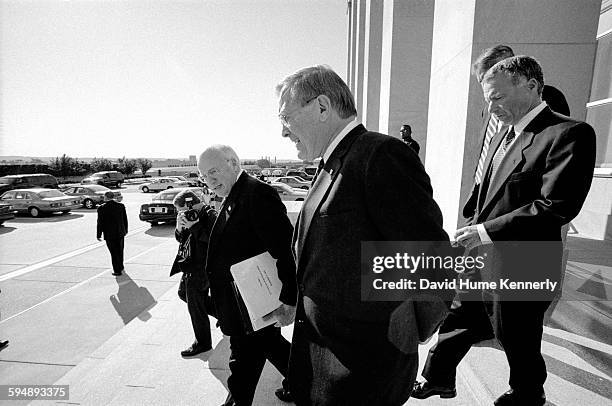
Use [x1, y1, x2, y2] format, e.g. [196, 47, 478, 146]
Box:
[493, 300, 550, 396]
[185, 275, 212, 349]
[226, 333, 267, 406]
[422, 299, 493, 387]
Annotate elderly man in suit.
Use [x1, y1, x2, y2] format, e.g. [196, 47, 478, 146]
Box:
[277, 65, 451, 406]
[414, 56, 595, 406]
[198, 145, 297, 406]
[97, 191, 128, 276]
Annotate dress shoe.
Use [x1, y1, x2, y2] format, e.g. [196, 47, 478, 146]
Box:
[181, 343, 211, 357]
[412, 380, 456, 399]
[494, 389, 546, 406]
[112, 271, 122, 276]
[274, 387, 294, 402]
[0, 340, 8, 351]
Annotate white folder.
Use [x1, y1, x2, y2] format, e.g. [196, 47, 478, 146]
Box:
[230, 251, 282, 331]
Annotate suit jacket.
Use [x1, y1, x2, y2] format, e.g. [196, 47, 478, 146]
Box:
[467, 107, 595, 290]
[96, 200, 128, 240]
[464, 84, 571, 224]
[205, 172, 297, 336]
[293, 125, 451, 374]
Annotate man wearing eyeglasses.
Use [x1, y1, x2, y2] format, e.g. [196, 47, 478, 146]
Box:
[198, 145, 297, 406]
[276, 65, 452, 406]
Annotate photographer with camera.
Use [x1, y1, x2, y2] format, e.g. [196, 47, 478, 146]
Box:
[170, 189, 217, 357]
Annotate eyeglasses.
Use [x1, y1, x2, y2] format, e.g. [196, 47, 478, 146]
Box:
[278, 96, 318, 127]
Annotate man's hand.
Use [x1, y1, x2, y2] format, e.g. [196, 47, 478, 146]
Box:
[454, 225, 483, 252]
[262, 304, 296, 327]
[176, 212, 198, 231]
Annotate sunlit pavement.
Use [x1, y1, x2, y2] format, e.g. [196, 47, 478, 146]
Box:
[0, 192, 609, 405]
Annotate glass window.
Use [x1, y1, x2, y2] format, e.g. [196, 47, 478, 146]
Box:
[589, 32, 612, 102]
[1, 192, 15, 199]
[15, 192, 25, 199]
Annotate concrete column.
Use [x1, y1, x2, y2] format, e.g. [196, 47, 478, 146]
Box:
[378, 0, 435, 157]
[354, 0, 367, 120]
[348, 0, 358, 93]
[425, 0, 601, 233]
[362, 0, 384, 131]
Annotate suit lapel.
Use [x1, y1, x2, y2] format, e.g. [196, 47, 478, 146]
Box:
[479, 108, 550, 217]
[208, 172, 246, 253]
[295, 125, 365, 266]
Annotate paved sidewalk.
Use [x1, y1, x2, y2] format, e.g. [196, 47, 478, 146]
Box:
[34, 234, 611, 406]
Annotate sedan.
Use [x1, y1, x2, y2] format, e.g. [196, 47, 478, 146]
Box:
[61, 185, 123, 209]
[269, 183, 308, 201]
[0, 203, 16, 225]
[274, 176, 311, 190]
[139, 177, 191, 193]
[139, 187, 206, 226]
[0, 188, 82, 217]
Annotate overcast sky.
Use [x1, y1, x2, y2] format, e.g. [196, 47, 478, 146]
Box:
[0, 0, 348, 160]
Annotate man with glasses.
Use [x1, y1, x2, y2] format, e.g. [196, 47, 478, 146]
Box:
[198, 145, 296, 406]
[276, 65, 451, 406]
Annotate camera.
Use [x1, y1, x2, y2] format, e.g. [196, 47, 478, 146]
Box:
[183, 197, 199, 221]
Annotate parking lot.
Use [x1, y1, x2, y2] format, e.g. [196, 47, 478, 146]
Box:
[0, 183, 182, 386]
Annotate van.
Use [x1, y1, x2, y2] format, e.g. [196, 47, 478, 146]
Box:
[81, 171, 124, 188]
[0, 173, 59, 194]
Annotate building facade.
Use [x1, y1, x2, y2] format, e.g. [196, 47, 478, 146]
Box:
[347, 0, 610, 240]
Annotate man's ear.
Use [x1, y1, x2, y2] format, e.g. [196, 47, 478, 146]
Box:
[317, 95, 332, 122]
[526, 78, 539, 93]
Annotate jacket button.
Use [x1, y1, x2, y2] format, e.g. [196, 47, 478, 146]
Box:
[298, 284, 305, 292]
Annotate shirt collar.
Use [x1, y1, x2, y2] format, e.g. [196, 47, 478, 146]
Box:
[513, 101, 547, 136]
[322, 119, 360, 162]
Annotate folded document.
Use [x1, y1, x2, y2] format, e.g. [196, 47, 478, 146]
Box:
[230, 251, 282, 331]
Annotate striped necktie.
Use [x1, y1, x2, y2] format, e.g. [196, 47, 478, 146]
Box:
[474, 115, 499, 184]
[488, 126, 516, 184]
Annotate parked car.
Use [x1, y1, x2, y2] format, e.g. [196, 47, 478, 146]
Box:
[303, 166, 318, 177]
[0, 188, 82, 217]
[139, 177, 191, 193]
[0, 203, 16, 225]
[81, 171, 125, 188]
[184, 172, 205, 186]
[286, 170, 313, 181]
[274, 176, 311, 190]
[0, 173, 59, 195]
[269, 183, 308, 201]
[139, 187, 205, 225]
[167, 175, 200, 187]
[61, 185, 123, 209]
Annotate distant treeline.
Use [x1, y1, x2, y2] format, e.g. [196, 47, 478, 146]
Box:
[0, 155, 153, 178]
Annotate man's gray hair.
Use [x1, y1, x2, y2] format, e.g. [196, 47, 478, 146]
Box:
[483, 55, 544, 96]
[199, 144, 241, 168]
[276, 65, 357, 119]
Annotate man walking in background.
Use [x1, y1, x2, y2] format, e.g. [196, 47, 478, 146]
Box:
[97, 191, 128, 276]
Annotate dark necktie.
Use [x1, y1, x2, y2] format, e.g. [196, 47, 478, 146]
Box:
[311, 158, 325, 183]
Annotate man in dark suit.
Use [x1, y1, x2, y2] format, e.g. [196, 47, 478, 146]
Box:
[276, 65, 451, 406]
[414, 56, 595, 406]
[97, 191, 128, 276]
[198, 145, 297, 406]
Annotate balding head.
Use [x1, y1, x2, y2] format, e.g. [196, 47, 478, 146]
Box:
[197, 145, 241, 197]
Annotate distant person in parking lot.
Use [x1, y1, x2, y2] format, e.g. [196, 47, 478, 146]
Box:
[97, 191, 128, 276]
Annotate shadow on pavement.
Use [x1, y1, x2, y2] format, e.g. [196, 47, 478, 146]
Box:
[208, 336, 231, 391]
[0, 225, 17, 235]
[144, 224, 175, 237]
[110, 273, 157, 324]
[543, 353, 612, 399]
[10, 213, 84, 223]
[566, 236, 612, 268]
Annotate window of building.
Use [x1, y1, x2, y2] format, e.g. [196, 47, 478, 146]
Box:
[587, 5, 612, 168]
